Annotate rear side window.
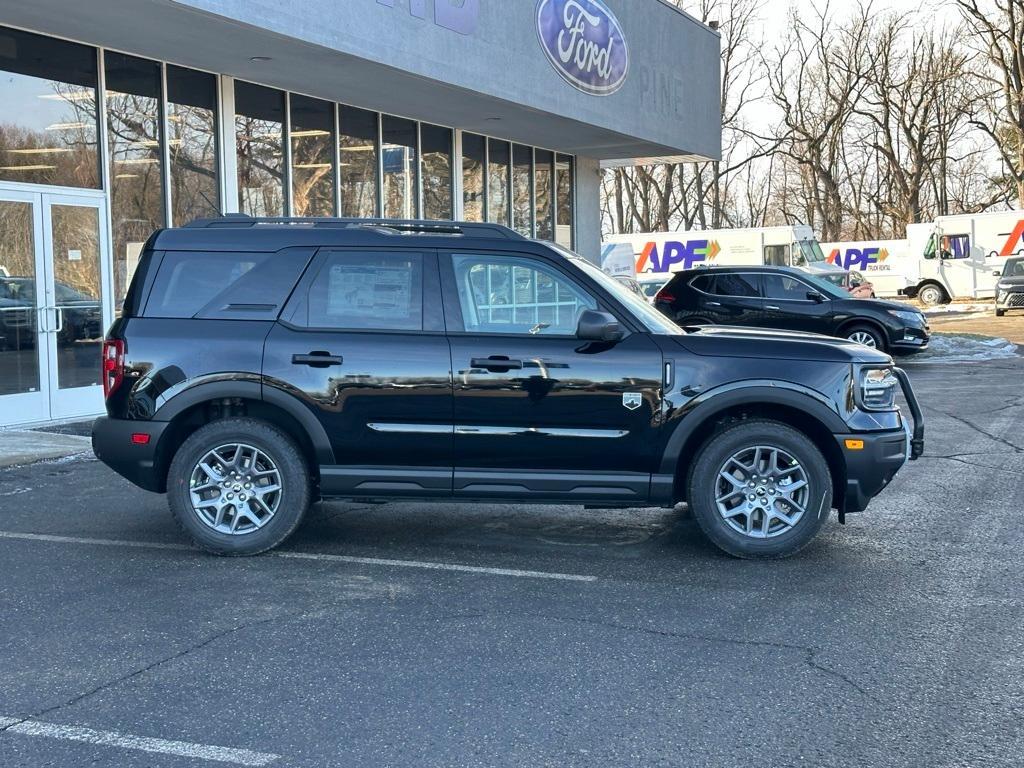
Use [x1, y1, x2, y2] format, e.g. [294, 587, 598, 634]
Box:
[303, 251, 423, 331]
[706, 272, 761, 297]
[144, 251, 308, 319]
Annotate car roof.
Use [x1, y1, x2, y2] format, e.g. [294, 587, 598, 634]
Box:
[669, 265, 808, 278]
[148, 215, 554, 254]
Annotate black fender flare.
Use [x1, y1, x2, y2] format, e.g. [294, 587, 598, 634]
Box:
[152, 376, 335, 465]
[658, 381, 848, 475]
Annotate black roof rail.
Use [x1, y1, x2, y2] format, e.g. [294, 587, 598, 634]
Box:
[183, 215, 525, 240]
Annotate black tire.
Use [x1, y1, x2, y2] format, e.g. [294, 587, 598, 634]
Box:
[167, 418, 311, 556]
[687, 419, 833, 559]
[917, 283, 948, 307]
[843, 323, 887, 353]
[995, 309, 1005, 318]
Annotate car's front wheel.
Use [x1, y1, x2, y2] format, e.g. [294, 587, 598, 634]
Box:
[844, 323, 887, 353]
[687, 420, 833, 559]
[167, 418, 311, 556]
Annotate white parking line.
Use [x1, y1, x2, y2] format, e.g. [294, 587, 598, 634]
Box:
[0, 530, 597, 583]
[0, 716, 280, 765]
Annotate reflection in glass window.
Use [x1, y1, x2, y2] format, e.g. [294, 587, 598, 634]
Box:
[487, 139, 510, 228]
[290, 94, 335, 217]
[338, 106, 378, 218]
[0, 26, 100, 189]
[0, 201, 40, 396]
[512, 144, 533, 237]
[555, 154, 574, 248]
[167, 65, 219, 226]
[105, 52, 164, 311]
[534, 149, 554, 241]
[420, 123, 452, 220]
[452, 254, 595, 335]
[462, 133, 485, 222]
[382, 116, 418, 219]
[235, 81, 285, 217]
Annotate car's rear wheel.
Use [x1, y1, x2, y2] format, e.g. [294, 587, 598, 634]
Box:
[167, 418, 311, 556]
[687, 420, 833, 559]
[995, 308, 1005, 318]
[844, 323, 887, 353]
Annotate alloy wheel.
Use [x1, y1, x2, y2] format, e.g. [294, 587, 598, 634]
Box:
[848, 330, 877, 347]
[714, 445, 810, 539]
[188, 443, 282, 534]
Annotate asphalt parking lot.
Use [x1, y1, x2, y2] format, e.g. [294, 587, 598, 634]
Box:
[1, 354, 1023, 767]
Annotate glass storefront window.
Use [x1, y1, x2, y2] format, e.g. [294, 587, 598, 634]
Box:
[105, 51, 164, 310]
[487, 139, 510, 228]
[462, 133, 485, 222]
[235, 81, 284, 217]
[167, 65, 219, 226]
[420, 123, 452, 220]
[512, 144, 533, 237]
[534, 148, 554, 242]
[339, 105, 378, 218]
[555, 154, 574, 248]
[0, 26, 100, 189]
[290, 94, 334, 217]
[382, 115, 417, 219]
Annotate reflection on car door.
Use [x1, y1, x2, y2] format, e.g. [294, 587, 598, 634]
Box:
[441, 250, 665, 503]
[691, 271, 764, 325]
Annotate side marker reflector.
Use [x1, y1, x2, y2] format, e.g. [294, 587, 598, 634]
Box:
[845, 439, 865, 451]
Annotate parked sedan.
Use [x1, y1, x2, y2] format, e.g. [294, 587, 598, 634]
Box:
[994, 257, 1024, 316]
[653, 265, 929, 354]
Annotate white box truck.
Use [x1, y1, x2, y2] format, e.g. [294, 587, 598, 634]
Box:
[603, 225, 843, 276]
[819, 240, 916, 298]
[900, 211, 1024, 304]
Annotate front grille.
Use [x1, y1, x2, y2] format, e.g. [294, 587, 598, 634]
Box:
[1008, 293, 1024, 308]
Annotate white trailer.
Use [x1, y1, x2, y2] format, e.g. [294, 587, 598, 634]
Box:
[903, 210, 1024, 305]
[603, 225, 840, 278]
[819, 239, 916, 298]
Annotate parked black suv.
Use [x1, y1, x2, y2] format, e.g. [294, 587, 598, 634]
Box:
[92, 217, 924, 559]
[654, 266, 930, 354]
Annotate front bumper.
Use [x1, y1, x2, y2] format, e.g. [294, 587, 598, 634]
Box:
[890, 323, 930, 352]
[838, 366, 924, 514]
[91, 417, 170, 493]
[995, 289, 1024, 310]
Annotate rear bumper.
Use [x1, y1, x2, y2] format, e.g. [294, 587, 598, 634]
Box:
[91, 417, 169, 493]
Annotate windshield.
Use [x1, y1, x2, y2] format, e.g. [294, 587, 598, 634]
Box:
[547, 243, 683, 335]
[792, 239, 826, 266]
[799, 271, 853, 300]
[1006, 258, 1024, 277]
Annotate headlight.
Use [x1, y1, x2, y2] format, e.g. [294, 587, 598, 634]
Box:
[888, 309, 923, 325]
[859, 367, 898, 411]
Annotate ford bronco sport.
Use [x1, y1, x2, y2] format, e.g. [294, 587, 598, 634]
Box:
[92, 216, 924, 559]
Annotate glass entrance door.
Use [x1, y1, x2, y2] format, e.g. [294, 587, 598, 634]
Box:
[0, 189, 110, 426]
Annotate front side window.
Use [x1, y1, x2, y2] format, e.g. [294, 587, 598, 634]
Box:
[763, 273, 813, 301]
[0, 26, 100, 189]
[305, 251, 423, 331]
[941, 234, 971, 259]
[1007, 258, 1024, 277]
[451, 254, 595, 335]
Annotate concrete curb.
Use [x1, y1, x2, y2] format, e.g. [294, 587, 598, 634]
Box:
[0, 431, 93, 470]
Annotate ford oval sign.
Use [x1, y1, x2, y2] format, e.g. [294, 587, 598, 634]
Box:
[536, 0, 629, 96]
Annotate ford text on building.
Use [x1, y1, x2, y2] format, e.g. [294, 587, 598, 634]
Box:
[0, 1, 720, 427]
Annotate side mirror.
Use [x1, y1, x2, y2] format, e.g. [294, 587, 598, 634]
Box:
[576, 309, 624, 342]
[807, 291, 825, 303]
[993, 270, 1002, 277]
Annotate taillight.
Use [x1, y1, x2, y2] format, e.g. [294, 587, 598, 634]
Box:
[654, 288, 676, 303]
[102, 339, 125, 398]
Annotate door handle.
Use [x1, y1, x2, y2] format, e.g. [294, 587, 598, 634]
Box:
[471, 356, 523, 371]
[292, 352, 344, 368]
[765, 305, 781, 311]
[704, 301, 722, 307]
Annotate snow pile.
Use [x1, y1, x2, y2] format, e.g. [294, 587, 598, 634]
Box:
[922, 303, 992, 318]
[909, 334, 1019, 363]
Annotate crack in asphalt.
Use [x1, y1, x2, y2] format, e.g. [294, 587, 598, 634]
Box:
[923, 405, 1023, 454]
[0, 613, 299, 737]
[526, 614, 884, 705]
[921, 454, 1010, 471]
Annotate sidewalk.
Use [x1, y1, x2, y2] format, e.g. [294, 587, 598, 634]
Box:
[0, 429, 93, 469]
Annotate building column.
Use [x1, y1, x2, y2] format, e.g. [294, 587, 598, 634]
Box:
[574, 155, 602, 263]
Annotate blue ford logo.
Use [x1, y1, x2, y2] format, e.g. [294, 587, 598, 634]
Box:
[536, 0, 629, 96]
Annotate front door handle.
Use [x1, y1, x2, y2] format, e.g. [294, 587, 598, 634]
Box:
[471, 356, 523, 372]
[765, 305, 781, 311]
[292, 352, 344, 368]
[704, 301, 722, 307]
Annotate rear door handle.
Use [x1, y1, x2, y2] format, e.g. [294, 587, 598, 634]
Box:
[471, 356, 523, 372]
[292, 352, 344, 367]
[704, 301, 722, 307]
[765, 305, 781, 311]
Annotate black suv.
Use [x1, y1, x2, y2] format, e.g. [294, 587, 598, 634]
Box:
[92, 217, 924, 560]
[654, 266, 930, 354]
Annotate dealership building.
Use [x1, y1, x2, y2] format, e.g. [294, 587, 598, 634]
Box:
[0, 0, 720, 427]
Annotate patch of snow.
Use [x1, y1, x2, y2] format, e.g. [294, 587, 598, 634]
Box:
[922, 303, 992, 316]
[906, 334, 1019, 363]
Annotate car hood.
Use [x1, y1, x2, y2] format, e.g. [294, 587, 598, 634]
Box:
[998, 276, 1024, 288]
[670, 325, 892, 363]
